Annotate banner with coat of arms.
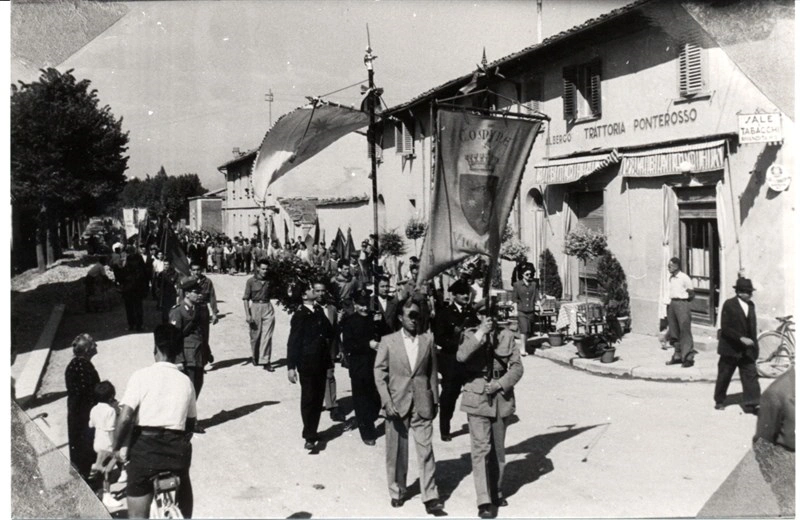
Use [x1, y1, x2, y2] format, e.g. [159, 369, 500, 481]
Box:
[418, 109, 541, 282]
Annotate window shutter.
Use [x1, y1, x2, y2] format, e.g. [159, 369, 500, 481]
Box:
[589, 60, 602, 118]
[402, 123, 414, 156]
[394, 124, 404, 154]
[563, 66, 577, 121]
[679, 42, 704, 96]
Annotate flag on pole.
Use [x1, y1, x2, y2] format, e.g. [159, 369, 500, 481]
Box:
[159, 221, 191, 277]
[333, 228, 345, 259]
[321, 228, 327, 246]
[345, 228, 356, 260]
[250, 101, 369, 204]
[284, 220, 290, 245]
[418, 109, 541, 284]
[313, 218, 320, 246]
[269, 216, 279, 247]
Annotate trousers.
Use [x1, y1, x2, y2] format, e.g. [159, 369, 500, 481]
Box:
[299, 371, 326, 441]
[122, 293, 144, 329]
[668, 300, 695, 361]
[350, 372, 380, 440]
[438, 352, 464, 436]
[385, 405, 439, 502]
[248, 302, 275, 365]
[714, 354, 761, 407]
[467, 413, 508, 506]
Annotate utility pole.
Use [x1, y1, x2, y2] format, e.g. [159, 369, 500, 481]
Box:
[265, 89, 274, 128]
[536, 0, 543, 44]
[364, 25, 381, 280]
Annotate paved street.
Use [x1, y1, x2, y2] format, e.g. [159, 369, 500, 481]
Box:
[31, 272, 761, 518]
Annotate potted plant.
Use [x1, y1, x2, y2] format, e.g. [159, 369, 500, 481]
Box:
[596, 251, 631, 334]
[263, 255, 326, 313]
[539, 248, 563, 300]
[404, 217, 427, 255]
[564, 226, 607, 352]
[500, 225, 529, 290]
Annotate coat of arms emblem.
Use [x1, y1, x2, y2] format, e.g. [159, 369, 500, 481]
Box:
[459, 152, 499, 235]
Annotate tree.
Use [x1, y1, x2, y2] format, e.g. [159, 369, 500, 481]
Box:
[597, 251, 630, 318]
[539, 248, 563, 299]
[11, 68, 129, 270]
[118, 167, 207, 222]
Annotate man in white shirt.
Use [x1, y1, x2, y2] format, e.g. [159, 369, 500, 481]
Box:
[665, 257, 697, 368]
[112, 325, 197, 518]
[374, 300, 445, 515]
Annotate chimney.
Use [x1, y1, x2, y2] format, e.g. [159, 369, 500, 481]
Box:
[232, 147, 240, 157]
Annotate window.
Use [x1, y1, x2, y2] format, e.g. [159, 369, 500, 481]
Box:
[519, 78, 543, 114]
[395, 121, 414, 157]
[678, 41, 705, 97]
[573, 191, 604, 296]
[563, 60, 601, 121]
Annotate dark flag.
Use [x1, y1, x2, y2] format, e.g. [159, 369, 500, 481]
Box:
[344, 228, 356, 260]
[269, 216, 280, 247]
[284, 220, 290, 245]
[159, 222, 190, 277]
[418, 109, 541, 289]
[313, 217, 320, 246]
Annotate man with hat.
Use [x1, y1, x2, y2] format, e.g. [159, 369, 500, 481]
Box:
[511, 262, 539, 356]
[714, 277, 761, 413]
[432, 278, 478, 442]
[180, 261, 219, 369]
[457, 307, 524, 519]
[341, 291, 382, 445]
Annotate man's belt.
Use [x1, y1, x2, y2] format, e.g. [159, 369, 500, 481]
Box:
[670, 298, 689, 301]
[251, 300, 271, 303]
[136, 426, 185, 436]
[490, 369, 506, 380]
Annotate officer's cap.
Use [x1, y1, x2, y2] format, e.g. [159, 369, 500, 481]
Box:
[179, 276, 200, 292]
[448, 279, 471, 295]
[354, 292, 372, 307]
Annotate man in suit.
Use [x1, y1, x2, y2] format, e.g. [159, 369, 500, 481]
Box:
[432, 278, 479, 442]
[714, 277, 761, 414]
[316, 281, 346, 422]
[374, 299, 445, 515]
[458, 309, 524, 519]
[371, 275, 399, 337]
[287, 281, 336, 450]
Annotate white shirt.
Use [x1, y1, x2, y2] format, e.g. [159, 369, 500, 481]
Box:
[152, 259, 165, 274]
[121, 362, 197, 431]
[668, 271, 694, 299]
[401, 329, 419, 371]
[377, 296, 388, 312]
[737, 297, 750, 317]
[89, 402, 117, 452]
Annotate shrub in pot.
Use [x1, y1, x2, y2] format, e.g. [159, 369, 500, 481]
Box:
[596, 251, 631, 332]
[538, 248, 562, 300]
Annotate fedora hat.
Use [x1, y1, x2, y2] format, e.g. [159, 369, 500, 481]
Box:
[733, 278, 755, 292]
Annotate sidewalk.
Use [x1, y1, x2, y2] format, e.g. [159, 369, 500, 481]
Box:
[529, 332, 731, 383]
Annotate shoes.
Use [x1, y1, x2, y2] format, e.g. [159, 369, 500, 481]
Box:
[521, 350, 528, 357]
[117, 469, 128, 484]
[390, 497, 404, 508]
[330, 410, 346, 422]
[362, 438, 376, 446]
[742, 405, 760, 415]
[681, 359, 695, 368]
[424, 499, 445, 515]
[102, 492, 124, 509]
[665, 358, 683, 366]
[264, 365, 275, 372]
[304, 440, 317, 450]
[478, 504, 496, 519]
[193, 424, 206, 434]
[492, 498, 508, 507]
[714, 403, 725, 411]
[441, 434, 452, 442]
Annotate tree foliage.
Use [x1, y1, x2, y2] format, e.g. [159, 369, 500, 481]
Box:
[597, 251, 630, 317]
[11, 68, 129, 215]
[379, 229, 407, 257]
[119, 166, 207, 221]
[539, 248, 563, 299]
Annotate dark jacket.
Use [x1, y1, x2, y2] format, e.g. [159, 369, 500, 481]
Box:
[341, 312, 379, 378]
[432, 302, 479, 354]
[170, 303, 205, 367]
[717, 296, 759, 360]
[370, 294, 400, 337]
[287, 304, 336, 374]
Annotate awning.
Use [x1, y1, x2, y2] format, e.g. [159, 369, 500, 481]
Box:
[533, 150, 620, 185]
[622, 139, 726, 178]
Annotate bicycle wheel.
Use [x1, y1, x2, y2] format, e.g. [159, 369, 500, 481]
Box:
[756, 331, 792, 378]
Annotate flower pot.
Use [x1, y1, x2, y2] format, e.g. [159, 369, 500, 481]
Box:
[547, 332, 564, 347]
[573, 335, 603, 359]
[601, 348, 616, 364]
[617, 316, 630, 334]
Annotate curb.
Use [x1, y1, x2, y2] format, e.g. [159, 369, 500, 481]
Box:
[533, 343, 727, 383]
[13, 304, 65, 407]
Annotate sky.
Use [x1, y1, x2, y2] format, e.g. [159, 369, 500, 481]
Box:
[16, 0, 630, 193]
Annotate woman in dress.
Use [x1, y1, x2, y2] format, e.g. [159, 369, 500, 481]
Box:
[64, 333, 100, 479]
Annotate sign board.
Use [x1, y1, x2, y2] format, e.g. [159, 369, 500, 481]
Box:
[765, 164, 791, 192]
[738, 112, 783, 144]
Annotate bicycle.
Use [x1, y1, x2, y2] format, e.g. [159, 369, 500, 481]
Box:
[756, 315, 795, 378]
[149, 472, 184, 519]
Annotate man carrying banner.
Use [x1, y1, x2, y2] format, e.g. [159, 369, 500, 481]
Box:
[179, 261, 219, 370]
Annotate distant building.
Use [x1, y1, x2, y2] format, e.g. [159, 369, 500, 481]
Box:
[188, 188, 224, 233]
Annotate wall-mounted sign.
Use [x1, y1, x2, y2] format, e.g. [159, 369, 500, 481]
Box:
[765, 164, 791, 192]
[738, 112, 783, 144]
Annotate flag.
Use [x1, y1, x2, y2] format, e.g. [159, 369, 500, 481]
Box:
[418, 109, 541, 287]
[344, 228, 356, 260]
[284, 220, 290, 245]
[250, 101, 369, 203]
[333, 228, 345, 259]
[159, 222, 190, 277]
[321, 228, 327, 246]
[313, 218, 320, 246]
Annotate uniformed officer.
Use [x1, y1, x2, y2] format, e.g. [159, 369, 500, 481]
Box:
[457, 308, 524, 519]
[432, 278, 479, 441]
[179, 261, 219, 368]
[243, 258, 276, 370]
[170, 277, 208, 434]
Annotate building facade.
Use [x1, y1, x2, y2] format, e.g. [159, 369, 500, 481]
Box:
[188, 188, 224, 233]
[377, 0, 795, 334]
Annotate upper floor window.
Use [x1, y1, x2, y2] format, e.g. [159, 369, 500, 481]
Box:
[519, 77, 543, 115]
[563, 60, 601, 122]
[678, 41, 706, 97]
[395, 120, 414, 157]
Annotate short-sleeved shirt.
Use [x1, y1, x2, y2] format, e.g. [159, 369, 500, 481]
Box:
[121, 362, 196, 431]
[89, 402, 117, 452]
[668, 271, 694, 299]
[243, 275, 271, 302]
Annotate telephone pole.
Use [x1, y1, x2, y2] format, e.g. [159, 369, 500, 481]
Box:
[265, 89, 274, 128]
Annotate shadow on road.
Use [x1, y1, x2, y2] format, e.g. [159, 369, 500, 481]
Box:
[26, 390, 68, 408]
[722, 392, 744, 406]
[208, 357, 251, 370]
[198, 400, 280, 430]
[287, 512, 312, 518]
[271, 358, 289, 369]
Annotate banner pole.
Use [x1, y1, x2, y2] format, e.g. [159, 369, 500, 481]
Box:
[365, 27, 380, 283]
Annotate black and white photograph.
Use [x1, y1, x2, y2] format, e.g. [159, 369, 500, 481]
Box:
[8, 0, 796, 518]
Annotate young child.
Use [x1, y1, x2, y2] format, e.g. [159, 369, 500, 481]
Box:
[89, 381, 124, 509]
